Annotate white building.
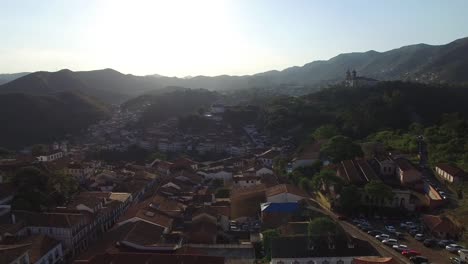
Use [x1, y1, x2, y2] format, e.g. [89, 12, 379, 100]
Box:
[36, 151, 63, 162]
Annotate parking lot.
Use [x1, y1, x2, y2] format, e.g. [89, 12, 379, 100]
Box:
[350, 217, 463, 263]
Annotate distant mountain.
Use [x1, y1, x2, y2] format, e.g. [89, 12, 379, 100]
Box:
[0, 72, 30, 85]
[0, 91, 110, 149]
[2, 36, 468, 103]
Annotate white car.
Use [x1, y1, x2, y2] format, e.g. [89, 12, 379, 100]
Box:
[392, 244, 408, 252]
[446, 244, 464, 253]
[375, 234, 390, 241]
[385, 225, 396, 232]
[382, 238, 398, 246]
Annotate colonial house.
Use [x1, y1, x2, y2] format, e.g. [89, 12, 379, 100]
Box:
[421, 214, 462, 239]
[115, 221, 182, 252]
[435, 163, 468, 183]
[14, 210, 93, 256]
[270, 235, 378, 264]
[67, 162, 94, 183]
[233, 175, 262, 188]
[291, 140, 322, 170]
[393, 158, 422, 186]
[266, 184, 309, 203]
[256, 148, 281, 168]
[36, 151, 63, 163]
[375, 157, 396, 178]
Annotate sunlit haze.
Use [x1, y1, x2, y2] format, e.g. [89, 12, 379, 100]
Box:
[1, 0, 468, 76]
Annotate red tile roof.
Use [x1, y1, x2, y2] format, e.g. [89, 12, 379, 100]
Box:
[265, 184, 308, 198]
[75, 252, 224, 264]
[436, 163, 468, 179]
[422, 214, 461, 235]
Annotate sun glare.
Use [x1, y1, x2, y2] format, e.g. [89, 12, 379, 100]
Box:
[83, 0, 253, 76]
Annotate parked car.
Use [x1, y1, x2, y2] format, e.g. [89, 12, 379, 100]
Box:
[382, 238, 398, 246]
[409, 228, 420, 236]
[410, 256, 429, 264]
[376, 234, 390, 241]
[395, 232, 405, 239]
[414, 234, 425, 241]
[368, 230, 382, 236]
[393, 244, 408, 252]
[402, 250, 421, 257]
[385, 225, 396, 233]
[450, 257, 467, 264]
[447, 244, 465, 253]
[423, 238, 438, 247]
[439, 239, 456, 248]
[400, 221, 415, 228]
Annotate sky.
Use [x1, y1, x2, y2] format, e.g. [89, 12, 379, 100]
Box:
[1, 0, 468, 77]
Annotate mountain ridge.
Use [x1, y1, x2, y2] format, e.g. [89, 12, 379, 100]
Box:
[1, 36, 468, 103]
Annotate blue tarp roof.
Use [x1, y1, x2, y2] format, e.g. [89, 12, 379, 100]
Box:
[260, 202, 299, 213]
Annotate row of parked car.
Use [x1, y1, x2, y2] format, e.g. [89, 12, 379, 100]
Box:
[353, 218, 468, 263]
[353, 219, 429, 263]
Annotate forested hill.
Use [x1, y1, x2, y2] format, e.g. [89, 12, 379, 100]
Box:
[1, 37, 468, 101]
[0, 92, 110, 149]
[261, 81, 468, 140]
[123, 88, 220, 127]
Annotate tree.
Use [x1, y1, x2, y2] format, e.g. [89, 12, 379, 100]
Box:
[262, 229, 279, 260]
[47, 170, 78, 205]
[320, 135, 363, 163]
[364, 180, 394, 207]
[215, 188, 230, 198]
[12, 167, 48, 211]
[311, 169, 343, 193]
[313, 124, 339, 140]
[31, 144, 48, 156]
[308, 217, 337, 237]
[298, 177, 311, 191]
[339, 185, 362, 214]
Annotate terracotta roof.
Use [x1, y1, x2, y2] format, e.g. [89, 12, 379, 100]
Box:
[341, 160, 365, 184]
[265, 184, 308, 198]
[295, 140, 323, 160]
[75, 252, 224, 264]
[422, 214, 461, 234]
[436, 163, 468, 179]
[123, 221, 165, 246]
[355, 159, 379, 182]
[188, 221, 218, 244]
[14, 210, 89, 228]
[24, 235, 60, 263]
[0, 243, 30, 264]
[119, 202, 174, 230]
[393, 158, 415, 171]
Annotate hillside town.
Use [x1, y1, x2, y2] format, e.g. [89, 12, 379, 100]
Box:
[0, 102, 467, 264]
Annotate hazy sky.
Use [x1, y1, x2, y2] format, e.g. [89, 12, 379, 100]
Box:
[1, 0, 468, 77]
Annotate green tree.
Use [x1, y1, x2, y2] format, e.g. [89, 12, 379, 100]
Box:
[339, 185, 362, 214]
[308, 217, 337, 237]
[12, 167, 48, 211]
[313, 124, 339, 140]
[298, 177, 311, 191]
[262, 229, 280, 260]
[311, 169, 343, 193]
[215, 188, 230, 198]
[320, 135, 363, 162]
[31, 144, 48, 156]
[364, 180, 394, 207]
[47, 170, 79, 205]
